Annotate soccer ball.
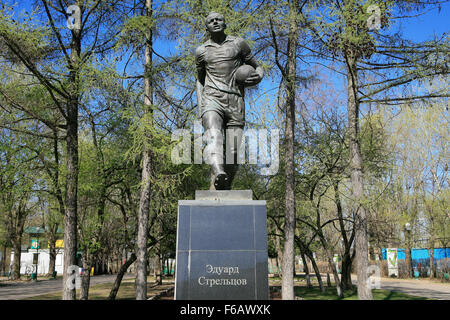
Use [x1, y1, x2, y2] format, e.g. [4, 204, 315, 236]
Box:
[235, 64, 256, 84]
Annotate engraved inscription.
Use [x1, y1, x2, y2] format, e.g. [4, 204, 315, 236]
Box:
[206, 264, 240, 275]
[197, 264, 248, 287]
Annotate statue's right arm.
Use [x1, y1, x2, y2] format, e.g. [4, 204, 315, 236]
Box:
[195, 47, 206, 108]
[196, 78, 204, 109]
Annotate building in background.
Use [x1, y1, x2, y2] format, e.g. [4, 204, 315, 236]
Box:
[9, 226, 65, 275]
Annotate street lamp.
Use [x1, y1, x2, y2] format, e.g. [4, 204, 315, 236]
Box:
[404, 223, 412, 278]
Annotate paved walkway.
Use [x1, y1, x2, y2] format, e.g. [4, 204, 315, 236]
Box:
[0, 274, 134, 300]
[2, 273, 448, 300]
[352, 275, 450, 300]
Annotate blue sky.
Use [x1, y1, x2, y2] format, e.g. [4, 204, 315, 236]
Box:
[8, 0, 449, 127]
[11, 0, 449, 46]
[394, 3, 449, 41]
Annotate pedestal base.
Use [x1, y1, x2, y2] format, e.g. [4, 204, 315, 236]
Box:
[174, 190, 268, 300]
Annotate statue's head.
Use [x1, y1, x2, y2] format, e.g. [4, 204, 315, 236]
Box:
[205, 11, 226, 34]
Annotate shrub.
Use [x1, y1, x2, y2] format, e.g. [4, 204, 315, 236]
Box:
[436, 258, 450, 282]
[398, 260, 410, 278]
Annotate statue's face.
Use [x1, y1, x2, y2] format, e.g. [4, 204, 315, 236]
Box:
[205, 13, 226, 34]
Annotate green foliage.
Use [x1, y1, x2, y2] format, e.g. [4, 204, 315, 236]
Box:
[360, 111, 392, 177]
[117, 15, 156, 50]
[293, 286, 432, 300]
[0, 5, 52, 63]
[0, 1, 448, 293]
[308, 0, 394, 58]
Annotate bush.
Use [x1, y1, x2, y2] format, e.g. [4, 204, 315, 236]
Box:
[316, 261, 331, 273]
[436, 258, 450, 282]
[398, 260, 410, 278]
[379, 260, 388, 277]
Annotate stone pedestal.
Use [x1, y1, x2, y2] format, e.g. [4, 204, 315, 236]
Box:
[174, 190, 268, 300]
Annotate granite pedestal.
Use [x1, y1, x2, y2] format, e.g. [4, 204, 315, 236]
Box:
[174, 190, 268, 300]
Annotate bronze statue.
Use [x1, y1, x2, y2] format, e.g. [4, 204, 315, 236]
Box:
[195, 12, 264, 190]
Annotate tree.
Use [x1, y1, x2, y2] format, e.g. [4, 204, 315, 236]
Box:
[386, 100, 449, 278]
[278, 0, 302, 300]
[258, 0, 309, 300]
[0, 0, 132, 298]
[296, 109, 348, 298]
[76, 61, 134, 298]
[134, 0, 155, 300]
[0, 129, 36, 279]
[41, 198, 63, 277]
[300, 0, 449, 299]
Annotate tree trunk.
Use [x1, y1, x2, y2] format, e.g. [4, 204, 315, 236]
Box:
[155, 253, 162, 285]
[320, 238, 343, 298]
[136, 147, 151, 300]
[153, 237, 163, 285]
[340, 252, 354, 290]
[275, 224, 283, 277]
[47, 237, 56, 276]
[296, 237, 324, 292]
[334, 180, 354, 290]
[62, 22, 81, 301]
[1, 244, 6, 274]
[307, 251, 324, 292]
[405, 232, 412, 278]
[11, 206, 26, 280]
[300, 253, 312, 288]
[108, 253, 137, 300]
[136, 0, 153, 300]
[79, 255, 91, 300]
[345, 51, 372, 300]
[152, 255, 160, 281]
[429, 241, 435, 279]
[62, 87, 79, 301]
[170, 259, 174, 276]
[282, 0, 299, 301]
[11, 237, 21, 280]
[49, 131, 63, 278]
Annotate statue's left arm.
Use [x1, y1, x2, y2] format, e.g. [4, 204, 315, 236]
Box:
[238, 38, 264, 86]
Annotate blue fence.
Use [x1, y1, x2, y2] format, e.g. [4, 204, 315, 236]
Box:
[382, 248, 450, 261]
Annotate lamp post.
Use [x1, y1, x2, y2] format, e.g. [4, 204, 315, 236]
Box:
[405, 223, 412, 278]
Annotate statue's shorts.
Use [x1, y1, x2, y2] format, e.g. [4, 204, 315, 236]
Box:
[200, 86, 245, 127]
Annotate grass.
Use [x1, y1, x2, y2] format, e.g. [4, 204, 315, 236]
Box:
[292, 286, 433, 300]
[24, 277, 174, 300]
[18, 275, 434, 300]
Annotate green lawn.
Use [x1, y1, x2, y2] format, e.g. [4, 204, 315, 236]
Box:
[22, 276, 432, 300]
[293, 286, 432, 300]
[24, 277, 174, 300]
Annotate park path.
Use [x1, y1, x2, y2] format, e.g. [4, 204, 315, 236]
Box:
[352, 275, 450, 300]
[0, 274, 134, 300]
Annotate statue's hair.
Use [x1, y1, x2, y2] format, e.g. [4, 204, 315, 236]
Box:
[205, 11, 225, 26]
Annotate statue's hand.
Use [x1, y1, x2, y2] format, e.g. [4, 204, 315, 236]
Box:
[244, 72, 262, 87]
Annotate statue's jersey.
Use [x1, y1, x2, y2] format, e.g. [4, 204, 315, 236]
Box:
[195, 35, 254, 126]
[195, 35, 254, 95]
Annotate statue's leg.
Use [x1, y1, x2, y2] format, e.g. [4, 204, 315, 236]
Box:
[225, 125, 244, 190]
[202, 111, 228, 190]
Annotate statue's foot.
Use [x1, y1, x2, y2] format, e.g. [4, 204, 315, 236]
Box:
[214, 172, 229, 190]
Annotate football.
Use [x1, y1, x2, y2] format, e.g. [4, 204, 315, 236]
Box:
[235, 64, 256, 84]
